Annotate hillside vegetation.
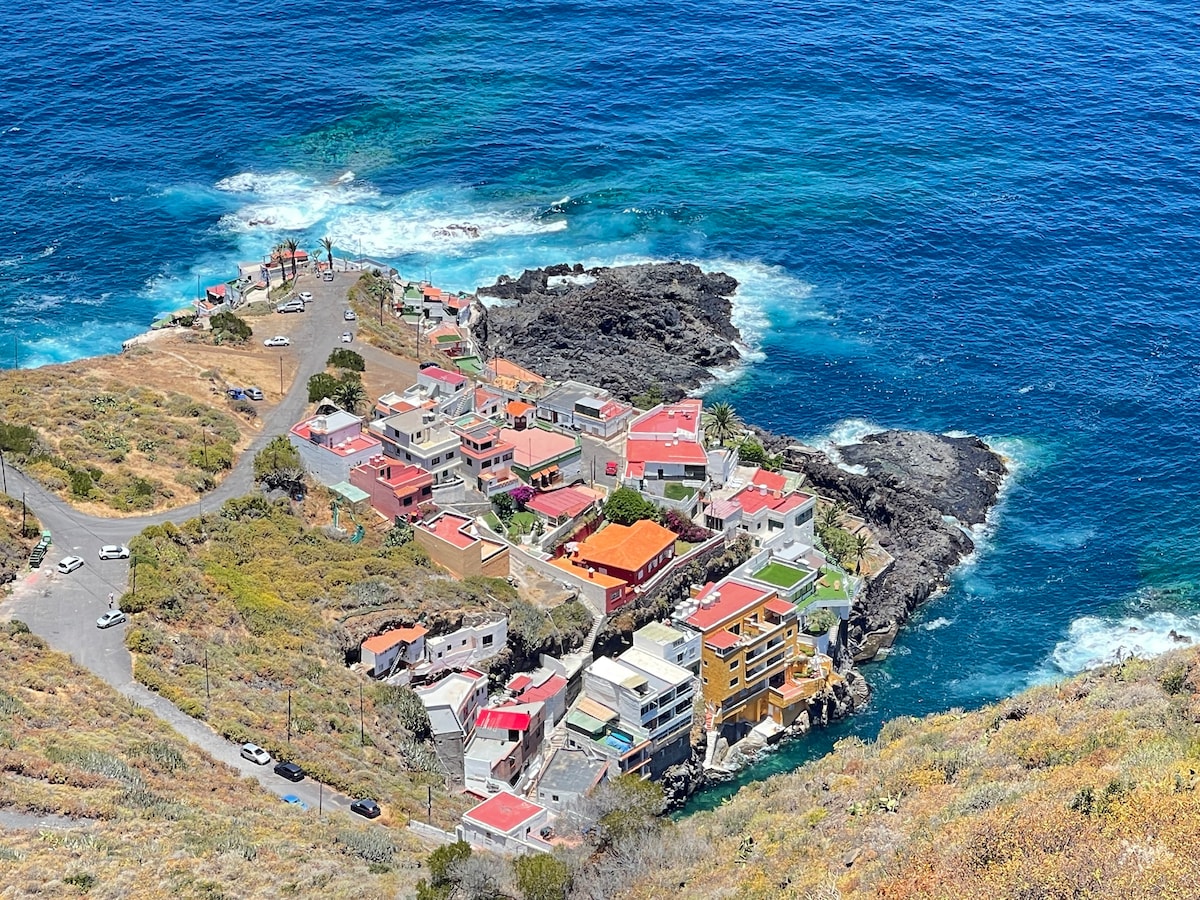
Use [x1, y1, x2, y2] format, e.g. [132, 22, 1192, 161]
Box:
[610, 648, 1200, 900]
[0, 369, 244, 512]
[0, 621, 428, 898]
[122, 494, 523, 826]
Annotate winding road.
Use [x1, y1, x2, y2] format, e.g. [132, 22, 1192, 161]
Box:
[0, 268, 398, 821]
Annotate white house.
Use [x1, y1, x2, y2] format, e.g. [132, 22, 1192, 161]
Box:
[632, 620, 702, 675]
[360, 625, 428, 678]
[459, 791, 551, 855]
[421, 616, 508, 676]
[463, 701, 547, 796]
[288, 407, 382, 487]
[536, 380, 635, 438]
[368, 407, 463, 485]
[415, 667, 490, 785]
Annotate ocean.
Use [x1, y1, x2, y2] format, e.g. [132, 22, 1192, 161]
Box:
[5, 0, 1200, 811]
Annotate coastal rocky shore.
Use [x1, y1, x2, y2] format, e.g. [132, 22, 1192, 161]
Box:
[473, 262, 742, 401]
[771, 431, 1008, 661]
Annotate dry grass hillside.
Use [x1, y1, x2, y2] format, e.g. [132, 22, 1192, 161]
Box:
[0, 621, 429, 899]
[612, 649, 1200, 900]
[122, 494, 523, 826]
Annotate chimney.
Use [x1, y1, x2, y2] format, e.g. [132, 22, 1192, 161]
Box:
[760, 484, 768, 495]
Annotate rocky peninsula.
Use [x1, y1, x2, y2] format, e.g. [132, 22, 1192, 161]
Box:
[474, 262, 742, 401]
[475, 261, 1008, 666]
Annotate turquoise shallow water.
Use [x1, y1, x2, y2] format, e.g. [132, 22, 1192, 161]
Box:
[5, 0, 1200, 811]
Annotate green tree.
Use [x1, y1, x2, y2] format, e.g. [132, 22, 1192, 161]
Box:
[819, 500, 847, 531]
[603, 486, 658, 526]
[513, 853, 572, 900]
[853, 533, 870, 574]
[384, 519, 413, 546]
[321, 235, 334, 272]
[332, 376, 366, 414]
[805, 607, 839, 636]
[208, 311, 252, 342]
[285, 237, 299, 279]
[327, 348, 366, 372]
[702, 401, 743, 447]
[253, 435, 303, 490]
[491, 491, 516, 522]
[307, 372, 341, 403]
[427, 840, 471, 886]
[188, 437, 234, 473]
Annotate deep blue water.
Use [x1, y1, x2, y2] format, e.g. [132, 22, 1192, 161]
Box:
[6, 1, 1200, 811]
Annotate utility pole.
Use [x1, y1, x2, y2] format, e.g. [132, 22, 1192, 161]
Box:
[279, 357, 283, 396]
[427, 784, 432, 824]
[319, 782, 323, 816]
[130, 556, 137, 596]
[201, 429, 208, 470]
[204, 648, 210, 702]
[287, 689, 292, 745]
[21, 491, 26, 535]
[0, 448, 7, 494]
[359, 683, 364, 746]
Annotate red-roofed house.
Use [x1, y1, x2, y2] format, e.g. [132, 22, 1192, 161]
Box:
[682, 578, 811, 731]
[464, 701, 547, 796]
[360, 625, 428, 677]
[474, 387, 503, 419]
[414, 511, 510, 579]
[194, 283, 231, 316]
[455, 420, 517, 497]
[288, 407, 383, 486]
[525, 486, 599, 526]
[350, 454, 434, 523]
[507, 668, 569, 725]
[459, 791, 551, 855]
[625, 400, 740, 498]
[705, 469, 816, 550]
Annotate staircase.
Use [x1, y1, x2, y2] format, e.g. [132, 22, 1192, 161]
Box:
[581, 610, 607, 662]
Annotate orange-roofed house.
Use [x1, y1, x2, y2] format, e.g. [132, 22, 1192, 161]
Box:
[427, 323, 469, 357]
[414, 511, 510, 579]
[360, 624, 428, 677]
[194, 283, 231, 316]
[681, 578, 815, 733]
[505, 399, 535, 430]
[574, 519, 677, 589]
[474, 387, 503, 419]
[349, 454, 434, 523]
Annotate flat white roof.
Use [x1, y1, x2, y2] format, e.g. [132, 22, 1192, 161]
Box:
[618, 646, 694, 689]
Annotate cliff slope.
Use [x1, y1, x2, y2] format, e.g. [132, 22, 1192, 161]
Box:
[614, 647, 1200, 900]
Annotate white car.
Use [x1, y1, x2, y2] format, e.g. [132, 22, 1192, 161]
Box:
[264, 336, 291, 347]
[298, 291, 313, 302]
[56, 556, 84, 574]
[340, 331, 353, 343]
[96, 610, 127, 629]
[240, 743, 271, 765]
[98, 544, 130, 560]
[343, 309, 356, 321]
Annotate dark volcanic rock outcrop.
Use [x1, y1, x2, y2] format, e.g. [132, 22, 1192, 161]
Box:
[777, 431, 1008, 661]
[474, 262, 741, 401]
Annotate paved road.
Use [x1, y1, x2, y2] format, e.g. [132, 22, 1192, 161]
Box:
[0, 268, 381, 822]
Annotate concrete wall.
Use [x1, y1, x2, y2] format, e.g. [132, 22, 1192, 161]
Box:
[291, 437, 377, 487]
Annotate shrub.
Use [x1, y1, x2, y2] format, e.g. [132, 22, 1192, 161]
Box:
[69, 469, 93, 498]
[661, 508, 710, 543]
[209, 311, 252, 342]
[307, 372, 341, 403]
[804, 608, 838, 636]
[336, 827, 396, 864]
[0, 421, 40, 456]
[327, 348, 365, 372]
[603, 486, 658, 526]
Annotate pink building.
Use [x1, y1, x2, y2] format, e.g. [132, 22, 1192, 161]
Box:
[350, 454, 434, 523]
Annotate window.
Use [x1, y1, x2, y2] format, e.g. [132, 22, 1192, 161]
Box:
[729, 659, 739, 670]
[447, 451, 455, 459]
[552, 794, 559, 802]
[404, 452, 412, 461]
[403, 497, 412, 506]
[796, 508, 813, 526]
[702, 677, 708, 684]
[482, 634, 494, 647]
[729, 677, 739, 687]
[432, 456, 441, 465]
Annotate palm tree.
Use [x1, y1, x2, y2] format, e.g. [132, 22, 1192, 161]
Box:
[853, 533, 870, 574]
[321, 236, 334, 273]
[332, 378, 366, 414]
[272, 243, 287, 285]
[820, 500, 846, 531]
[285, 238, 299, 280]
[702, 402, 743, 447]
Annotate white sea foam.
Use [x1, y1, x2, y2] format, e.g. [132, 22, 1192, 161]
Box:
[1049, 611, 1200, 675]
[802, 417, 886, 473]
[921, 617, 953, 631]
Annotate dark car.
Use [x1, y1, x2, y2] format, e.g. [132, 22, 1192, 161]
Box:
[273, 761, 304, 782]
[350, 799, 381, 819]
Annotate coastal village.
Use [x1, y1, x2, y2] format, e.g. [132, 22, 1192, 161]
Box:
[175, 248, 873, 855]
